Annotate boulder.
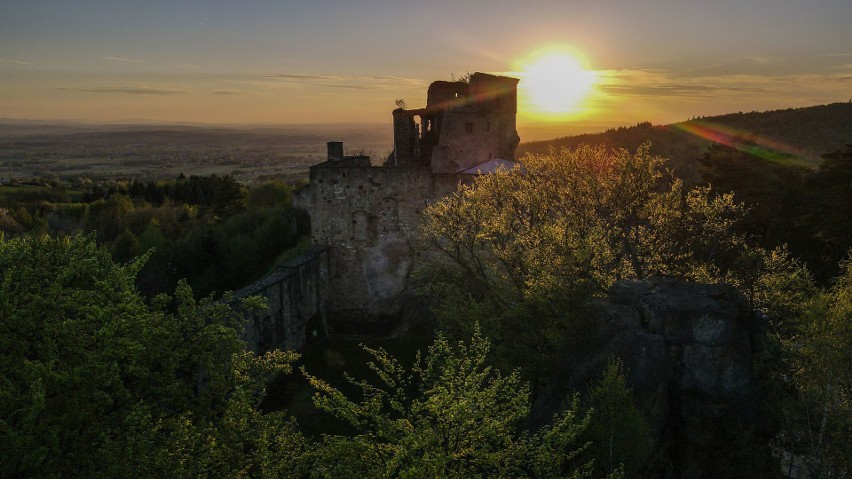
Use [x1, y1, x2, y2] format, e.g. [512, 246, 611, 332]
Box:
[531, 277, 763, 477]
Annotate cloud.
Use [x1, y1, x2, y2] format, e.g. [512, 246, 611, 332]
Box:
[57, 86, 185, 95]
[264, 73, 332, 81]
[210, 90, 243, 95]
[675, 56, 777, 78]
[595, 68, 852, 108]
[102, 56, 145, 63]
[316, 83, 384, 90]
[263, 73, 427, 89]
[0, 58, 34, 66]
[743, 56, 770, 65]
[601, 83, 766, 98]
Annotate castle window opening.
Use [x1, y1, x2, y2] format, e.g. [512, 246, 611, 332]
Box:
[465, 122, 473, 134]
[486, 121, 491, 132]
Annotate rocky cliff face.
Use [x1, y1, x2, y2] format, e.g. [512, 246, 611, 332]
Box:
[532, 278, 768, 477]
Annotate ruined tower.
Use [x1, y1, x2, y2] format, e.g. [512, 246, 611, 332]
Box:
[390, 72, 520, 173]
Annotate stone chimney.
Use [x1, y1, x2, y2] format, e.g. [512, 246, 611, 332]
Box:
[327, 141, 344, 161]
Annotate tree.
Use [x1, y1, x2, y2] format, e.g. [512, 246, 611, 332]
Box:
[212, 175, 245, 217]
[0, 234, 305, 477]
[416, 144, 753, 388]
[247, 179, 292, 210]
[773, 251, 852, 477]
[113, 227, 140, 262]
[583, 358, 651, 477]
[302, 329, 606, 479]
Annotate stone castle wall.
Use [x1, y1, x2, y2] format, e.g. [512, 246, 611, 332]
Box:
[430, 108, 518, 173]
[431, 74, 519, 172]
[231, 246, 329, 352]
[392, 73, 519, 173]
[305, 163, 460, 327]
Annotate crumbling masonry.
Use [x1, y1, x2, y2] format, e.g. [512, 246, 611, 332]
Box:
[239, 72, 520, 350]
[304, 72, 520, 332]
[390, 73, 520, 171]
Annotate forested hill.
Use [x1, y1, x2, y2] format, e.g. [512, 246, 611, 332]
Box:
[517, 102, 852, 181]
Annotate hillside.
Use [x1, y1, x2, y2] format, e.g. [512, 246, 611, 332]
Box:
[518, 102, 852, 182]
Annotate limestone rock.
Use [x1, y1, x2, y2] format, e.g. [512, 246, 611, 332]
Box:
[532, 277, 762, 478]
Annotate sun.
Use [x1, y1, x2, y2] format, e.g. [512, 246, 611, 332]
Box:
[518, 50, 597, 119]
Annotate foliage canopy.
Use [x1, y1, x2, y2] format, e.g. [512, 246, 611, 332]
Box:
[417, 143, 777, 386]
[304, 329, 607, 479]
[0, 234, 304, 478]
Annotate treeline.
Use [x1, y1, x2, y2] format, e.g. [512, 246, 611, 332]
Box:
[122, 174, 243, 216]
[0, 174, 309, 298]
[700, 142, 852, 284]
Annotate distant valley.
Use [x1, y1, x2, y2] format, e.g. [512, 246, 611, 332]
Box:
[0, 121, 392, 182]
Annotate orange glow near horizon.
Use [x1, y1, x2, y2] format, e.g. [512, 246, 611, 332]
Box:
[516, 48, 599, 121]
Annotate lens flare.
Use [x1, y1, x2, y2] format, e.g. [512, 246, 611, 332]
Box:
[675, 120, 812, 165]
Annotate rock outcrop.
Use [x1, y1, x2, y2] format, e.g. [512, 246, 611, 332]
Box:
[532, 277, 766, 478]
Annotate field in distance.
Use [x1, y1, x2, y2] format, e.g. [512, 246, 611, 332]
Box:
[0, 120, 392, 182]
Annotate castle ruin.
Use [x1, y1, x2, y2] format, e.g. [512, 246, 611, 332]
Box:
[305, 72, 520, 332]
[390, 73, 520, 171]
[240, 72, 520, 350]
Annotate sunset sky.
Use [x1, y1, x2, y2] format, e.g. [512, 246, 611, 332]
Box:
[2, 0, 851, 138]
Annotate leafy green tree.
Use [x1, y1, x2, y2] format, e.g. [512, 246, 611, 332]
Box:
[583, 358, 651, 477]
[213, 175, 245, 217]
[0, 207, 21, 234]
[747, 245, 816, 335]
[112, 227, 140, 262]
[247, 179, 292, 209]
[0, 174, 309, 301]
[84, 193, 135, 242]
[416, 144, 752, 388]
[303, 330, 607, 479]
[784, 150, 852, 284]
[0, 234, 305, 478]
[774, 252, 852, 477]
